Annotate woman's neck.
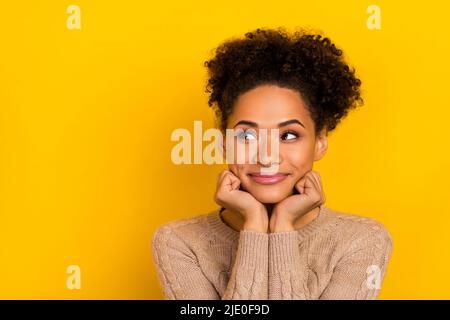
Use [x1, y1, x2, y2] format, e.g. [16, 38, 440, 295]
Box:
[265, 203, 275, 217]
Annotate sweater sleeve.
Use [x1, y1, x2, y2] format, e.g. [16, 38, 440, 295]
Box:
[319, 226, 393, 300]
[267, 227, 393, 300]
[268, 231, 309, 299]
[151, 225, 269, 300]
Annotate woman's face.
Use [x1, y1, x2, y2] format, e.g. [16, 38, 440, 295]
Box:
[223, 84, 328, 204]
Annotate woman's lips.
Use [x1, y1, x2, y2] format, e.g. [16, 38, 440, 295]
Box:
[248, 172, 288, 185]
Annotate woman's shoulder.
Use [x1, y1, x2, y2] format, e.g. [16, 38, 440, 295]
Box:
[151, 210, 218, 250]
[322, 206, 393, 247]
[153, 212, 211, 233]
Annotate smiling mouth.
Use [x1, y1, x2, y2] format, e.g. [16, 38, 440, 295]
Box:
[248, 173, 289, 185]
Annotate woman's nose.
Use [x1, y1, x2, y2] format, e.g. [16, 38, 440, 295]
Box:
[256, 130, 280, 166]
[259, 153, 273, 166]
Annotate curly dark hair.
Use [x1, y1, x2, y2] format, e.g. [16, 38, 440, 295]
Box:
[204, 27, 363, 136]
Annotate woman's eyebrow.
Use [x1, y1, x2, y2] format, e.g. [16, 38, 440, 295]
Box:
[232, 119, 305, 129]
[278, 119, 305, 128]
[232, 120, 258, 128]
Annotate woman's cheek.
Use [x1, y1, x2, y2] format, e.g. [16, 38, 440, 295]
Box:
[227, 164, 246, 179]
[286, 155, 313, 179]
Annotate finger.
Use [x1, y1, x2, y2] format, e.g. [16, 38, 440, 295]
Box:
[300, 172, 318, 191]
[216, 169, 230, 189]
[315, 171, 323, 188]
[295, 175, 307, 194]
[299, 173, 323, 203]
[216, 169, 227, 185]
[309, 171, 322, 193]
[306, 172, 325, 203]
[315, 172, 325, 197]
[303, 173, 318, 195]
[221, 171, 241, 192]
[224, 172, 239, 190]
[229, 165, 242, 178]
[310, 172, 325, 202]
[229, 174, 241, 191]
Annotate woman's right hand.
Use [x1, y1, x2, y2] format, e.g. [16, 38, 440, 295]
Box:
[213, 169, 268, 233]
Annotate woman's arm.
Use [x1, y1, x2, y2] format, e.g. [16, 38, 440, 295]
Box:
[267, 227, 393, 299]
[319, 227, 393, 299]
[268, 231, 309, 299]
[152, 225, 269, 300]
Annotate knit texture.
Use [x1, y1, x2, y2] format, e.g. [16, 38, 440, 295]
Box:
[151, 205, 393, 300]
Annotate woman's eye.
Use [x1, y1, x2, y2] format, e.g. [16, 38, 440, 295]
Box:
[281, 131, 298, 141]
[237, 131, 257, 141]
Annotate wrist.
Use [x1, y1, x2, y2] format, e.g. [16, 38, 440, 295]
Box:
[242, 222, 268, 233]
[270, 223, 295, 233]
[243, 211, 269, 233]
[269, 214, 295, 233]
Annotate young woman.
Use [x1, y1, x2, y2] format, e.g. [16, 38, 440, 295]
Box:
[152, 27, 393, 300]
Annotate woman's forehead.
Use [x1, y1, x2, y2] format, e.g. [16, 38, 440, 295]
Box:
[229, 85, 313, 128]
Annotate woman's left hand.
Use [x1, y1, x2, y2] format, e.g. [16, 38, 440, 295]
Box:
[269, 170, 326, 232]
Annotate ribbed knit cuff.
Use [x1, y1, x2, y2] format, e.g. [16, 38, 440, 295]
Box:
[269, 231, 300, 271]
[234, 230, 269, 270]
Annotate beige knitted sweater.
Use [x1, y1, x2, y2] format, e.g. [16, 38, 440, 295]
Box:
[151, 205, 393, 300]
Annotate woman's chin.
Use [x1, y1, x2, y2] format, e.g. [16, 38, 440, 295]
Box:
[250, 190, 291, 204]
[241, 180, 294, 204]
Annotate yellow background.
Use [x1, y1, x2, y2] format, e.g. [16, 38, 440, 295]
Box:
[1, 0, 449, 299]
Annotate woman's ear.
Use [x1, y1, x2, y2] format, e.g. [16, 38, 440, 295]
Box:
[314, 128, 328, 161]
